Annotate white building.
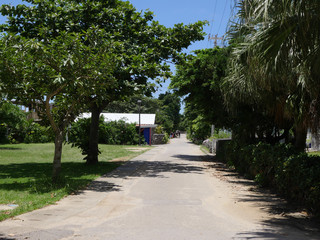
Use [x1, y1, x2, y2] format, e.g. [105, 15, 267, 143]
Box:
[77, 113, 157, 145]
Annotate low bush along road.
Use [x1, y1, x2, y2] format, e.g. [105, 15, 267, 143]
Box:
[0, 135, 319, 239]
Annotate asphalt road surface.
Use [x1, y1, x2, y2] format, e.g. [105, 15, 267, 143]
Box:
[0, 134, 319, 240]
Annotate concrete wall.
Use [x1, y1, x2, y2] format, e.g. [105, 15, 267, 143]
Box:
[152, 134, 167, 145]
[202, 138, 231, 154]
[311, 133, 320, 151]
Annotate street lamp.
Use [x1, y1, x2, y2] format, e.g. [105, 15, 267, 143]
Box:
[137, 100, 142, 146]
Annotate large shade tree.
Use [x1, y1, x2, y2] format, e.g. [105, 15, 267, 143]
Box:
[0, 0, 206, 164]
[0, 28, 119, 181]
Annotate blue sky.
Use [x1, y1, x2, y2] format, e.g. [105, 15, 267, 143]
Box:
[0, 0, 233, 97]
[129, 0, 233, 97]
[129, 0, 233, 51]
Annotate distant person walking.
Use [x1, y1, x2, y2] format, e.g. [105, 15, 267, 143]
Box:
[176, 130, 180, 138]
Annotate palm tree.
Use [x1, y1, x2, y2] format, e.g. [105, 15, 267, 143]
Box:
[225, 0, 320, 150]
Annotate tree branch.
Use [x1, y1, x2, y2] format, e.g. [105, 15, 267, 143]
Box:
[45, 83, 67, 134]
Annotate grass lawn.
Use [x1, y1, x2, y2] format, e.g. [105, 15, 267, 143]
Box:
[200, 145, 210, 154]
[308, 151, 320, 156]
[0, 143, 151, 221]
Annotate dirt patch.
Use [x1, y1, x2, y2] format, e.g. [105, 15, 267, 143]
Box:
[0, 204, 19, 211]
[109, 156, 131, 162]
[125, 148, 147, 152]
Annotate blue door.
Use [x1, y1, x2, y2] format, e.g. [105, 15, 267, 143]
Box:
[143, 128, 151, 145]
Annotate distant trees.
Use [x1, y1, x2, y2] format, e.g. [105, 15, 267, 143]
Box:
[105, 92, 182, 135]
[0, 101, 26, 143]
[156, 92, 181, 134]
[171, 47, 230, 142]
[105, 95, 160, 115]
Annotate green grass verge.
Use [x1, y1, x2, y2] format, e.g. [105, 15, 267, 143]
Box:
[200, 145, 210, 154]
[0, 143, 151, 221]
[308, 151, 320, 156]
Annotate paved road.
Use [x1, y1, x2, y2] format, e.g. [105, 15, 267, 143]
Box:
[0, 135, 319, 240]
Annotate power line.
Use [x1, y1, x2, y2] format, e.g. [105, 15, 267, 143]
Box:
[217, 0, 228, 34]
[207, 0, 228, 48]
[206, 0, 218, 48]
[208, 0, 218, 36]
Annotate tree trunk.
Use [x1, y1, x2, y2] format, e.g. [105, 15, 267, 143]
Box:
[294, 123, 307, 152]
[87, 105, 101, 165]
[52, 131, 64, 182]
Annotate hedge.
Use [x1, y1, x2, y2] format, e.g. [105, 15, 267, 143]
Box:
[69, 117, 140, 158]
[219, 141, 320, 215]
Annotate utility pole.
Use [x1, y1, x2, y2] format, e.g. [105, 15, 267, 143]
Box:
[208, 34, 224, 47]
[137, 100, 142, 146]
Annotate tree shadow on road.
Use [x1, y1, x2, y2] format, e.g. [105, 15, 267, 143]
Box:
[234, 218, 320, 240]
[172, 154, 213, 163]
[105, 160, 207, 179]
[85, 180, 121, 193]
[0, 233, 15, 240]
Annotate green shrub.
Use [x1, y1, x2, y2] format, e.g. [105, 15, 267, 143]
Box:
[210, 129, 232, 139]
[276, 154, 320, 209]
[0, 101, 54, 144]
[24, 122, 54, 143]
[188, 115, 210, 144]
[69, 117, 140, 158]
[224, 141, 320, 215]
[0, 101, 27, 143]
[68, 117, 92, 157]
[0, 123, 9, 144]
[163, 132, 169, 144]
[155, 125, 164, 134]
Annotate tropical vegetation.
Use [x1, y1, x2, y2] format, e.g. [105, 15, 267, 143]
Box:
[218, 142, 320, 215]
[0, 101, 54, 144]
[225, 0, 320, 150]
[171, 47, 231, 143]
[69, 117, 140, 159]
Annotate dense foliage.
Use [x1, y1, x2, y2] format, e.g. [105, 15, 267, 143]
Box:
[224, 0, 320, 150]
[105, 95, 159, 114]
[171, 47, 230, 143]
[218, 142, 320, 215]
[0, 101, 53, 144]
[212, 0, 320, 215]
[69, 117, 139, 159]
[156, 92, 181, 134]
[0, 101, 26, 143]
